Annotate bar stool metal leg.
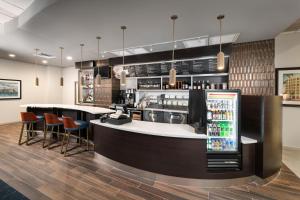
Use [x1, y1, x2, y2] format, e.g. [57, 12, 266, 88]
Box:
[64, 132, 71, 157]
[18, 123, 25, 145]
[48, 126, 54, 149]
[86, 128, 89, 151]
[79, 129, 81, 146]
[43, 125, 48, 148]
[60, 130, 67, 154]
[26, 123, 32, 145]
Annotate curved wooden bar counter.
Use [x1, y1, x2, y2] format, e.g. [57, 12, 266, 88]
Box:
[91, 120, 258, 179]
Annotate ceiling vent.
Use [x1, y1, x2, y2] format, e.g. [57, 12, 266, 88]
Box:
[34, 52, 56, 59]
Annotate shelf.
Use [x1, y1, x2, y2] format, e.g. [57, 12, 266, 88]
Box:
[137, 89, 189, 92]
[134, 73, 228, 79]
[207, 136, 235, 139]
[210, 120, 233, 122]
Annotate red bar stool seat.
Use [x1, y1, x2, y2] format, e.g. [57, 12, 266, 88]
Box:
[43, 113, 63, 148]
[61, 117, 90, 157]
[19, 112, 44, 145]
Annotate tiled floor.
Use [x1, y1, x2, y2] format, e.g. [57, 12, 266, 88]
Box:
[283, 147, 300, 178]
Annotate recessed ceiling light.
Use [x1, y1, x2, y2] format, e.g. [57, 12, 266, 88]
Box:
[209, 33, 240, 45]
[101, 54, 105, 58]
[42, 60, 48, 64]
[110, 50, 132, 56]
[183, 38, 208, 48]
[66, 56, 73, 60]
[9, 54, 16, 58]
[128, 48, 149, 55]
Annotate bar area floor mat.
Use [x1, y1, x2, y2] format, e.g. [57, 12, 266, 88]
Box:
[0, 180, 28, 200]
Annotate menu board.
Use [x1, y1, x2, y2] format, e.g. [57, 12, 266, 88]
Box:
[121, 56, 229, 77]
[147, 63, 161, 76]
[135, 65, 148, 77]
[160, 62, 171, 75]
[207, 58, 217, 73]
[124, 65, 136, 77]
[170, 62, 181, 75]
[191, 60, 207, 74]
[181, 61, 192, 75]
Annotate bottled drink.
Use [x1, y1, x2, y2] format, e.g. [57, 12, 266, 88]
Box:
[193, 81, 197, 90]
[202, 81, 206, 90]
[207, 110, 212, 120]
[206, 80, 211, 89]
[197, 81, 201, 90]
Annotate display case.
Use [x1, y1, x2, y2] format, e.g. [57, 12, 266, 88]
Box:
[79, 69, 94, 103]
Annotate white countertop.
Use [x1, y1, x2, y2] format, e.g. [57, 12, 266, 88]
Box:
[241, 136, 258, 144]
[90, 119, 208, 139]
[91, 119, 258, 144]
[20, 104, 115, 115]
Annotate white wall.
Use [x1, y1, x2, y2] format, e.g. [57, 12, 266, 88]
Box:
[275, 32, 300, 148]
[62, 67, 78, 104]
[0, 59, 63, 124]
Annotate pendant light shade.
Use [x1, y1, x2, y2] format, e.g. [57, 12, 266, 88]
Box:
[35, 77, 39, 86]
[120, 70, 127, 86]
[59, 47, 64, 86]
[120, 26, 127, 86]
[34, 48, 39, 86]
[169, 15, 178, 86]
[80, 44, 85, 85]
[95, 36, 102, 86]
[217, 14, 225, 71]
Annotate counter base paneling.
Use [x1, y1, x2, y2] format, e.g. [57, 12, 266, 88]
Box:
[93, 123, 256, 179]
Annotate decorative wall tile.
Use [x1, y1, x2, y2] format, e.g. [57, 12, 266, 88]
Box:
[229, 39, 275, 96]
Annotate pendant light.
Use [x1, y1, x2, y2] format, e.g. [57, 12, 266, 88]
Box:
[95, 36, 102, 86]
[80, 44, 85, 85]
[217, 14, 225, 71]
[169, 15, 178, 86]
[34, 48, 39, 86]
[59, 47, 64, 86]
[120, 26, 127, 86]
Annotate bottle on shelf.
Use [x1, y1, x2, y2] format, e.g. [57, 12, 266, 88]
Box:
[193, 81, 197, 90]
[206, 80, 210, 89]
[197, 81, 202, 90]
[202, 81, 206, 90]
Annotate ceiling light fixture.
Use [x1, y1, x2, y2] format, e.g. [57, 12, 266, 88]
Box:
[9, 53, 16, 58]
[95, 36, 102, 86]
[60, 47, 64, 86]
[66, 56, 73, 60]
[34, 48, 39, 86]
[217, 14, 225, 71]
[169, 15, 178, 86]
[128, 47, 149, 55]
[182, 38, 208, 48]
[120, 26, 127, 86]
[42, 60, 48, 64]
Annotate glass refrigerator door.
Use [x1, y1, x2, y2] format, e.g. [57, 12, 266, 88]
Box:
[206, 91, 239, 152]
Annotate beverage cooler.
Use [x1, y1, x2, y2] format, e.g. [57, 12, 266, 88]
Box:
[205, 90, 241, 171]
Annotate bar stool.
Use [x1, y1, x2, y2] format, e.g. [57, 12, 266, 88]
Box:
[19, 112, 44, 145]
[61, 117, 89, 157]
[43, 113, 63, 148]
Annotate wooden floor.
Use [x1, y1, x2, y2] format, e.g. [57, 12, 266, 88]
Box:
[0, 123, 300, 200]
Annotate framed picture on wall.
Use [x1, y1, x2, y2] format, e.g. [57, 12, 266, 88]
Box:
[276, 67, 300, 106]
[0, 79, 22, 100]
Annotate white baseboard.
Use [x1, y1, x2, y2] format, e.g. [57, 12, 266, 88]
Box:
[283, 146, 300, 151]
[0, 121, 20, 126]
